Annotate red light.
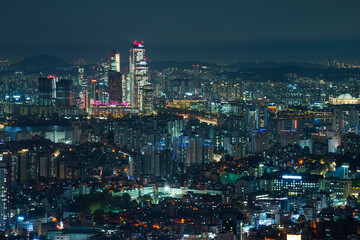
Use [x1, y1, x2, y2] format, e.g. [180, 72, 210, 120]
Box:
[133, 40, 144, 46]
[48, 75, 55, 79]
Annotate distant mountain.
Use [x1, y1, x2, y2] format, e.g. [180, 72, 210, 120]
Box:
[222, 65, 360, 82]
[228, 61, 326, 69]
[148, 61, 218, 70]
[144, 60, 326, 71]
[11, 55, 73, 72]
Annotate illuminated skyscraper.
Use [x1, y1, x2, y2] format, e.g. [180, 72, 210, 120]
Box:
[142, 85, 154, 114]
[109, 50, 120, 73]
[128, 41, 150, 110]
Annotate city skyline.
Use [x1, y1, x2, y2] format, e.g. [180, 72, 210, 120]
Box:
[2, 1, 360, 239]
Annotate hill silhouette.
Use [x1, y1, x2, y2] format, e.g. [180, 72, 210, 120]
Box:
[11, 55, 72, 72]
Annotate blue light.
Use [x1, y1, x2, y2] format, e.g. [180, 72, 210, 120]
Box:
[282, 175, 302, 180]
[17, 216, 24, 221]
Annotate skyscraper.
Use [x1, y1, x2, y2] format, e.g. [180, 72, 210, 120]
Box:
[128, 41, 150, 110]
[0, 155, 10, 231]
[109, 50, 120, 73]
[38, 76, 54, 106]
[108, 71, 123, 105]
[142, 85, 154, 114]
[56, 79, 73, 106]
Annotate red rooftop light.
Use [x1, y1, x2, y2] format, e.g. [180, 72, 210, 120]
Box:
[133, 40, 144, 46]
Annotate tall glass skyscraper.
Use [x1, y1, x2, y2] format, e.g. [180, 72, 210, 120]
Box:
[109, 50, 120, 73]
[128, 41, 149, 110]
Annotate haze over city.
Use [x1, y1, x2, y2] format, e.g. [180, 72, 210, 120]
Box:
[1, 0, 360, 63]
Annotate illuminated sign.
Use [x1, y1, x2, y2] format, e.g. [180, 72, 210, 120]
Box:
[287, 234, 301, 240]
[282, 175, 302, 180]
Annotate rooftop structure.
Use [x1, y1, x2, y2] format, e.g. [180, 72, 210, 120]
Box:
[329, 94, 360, 105]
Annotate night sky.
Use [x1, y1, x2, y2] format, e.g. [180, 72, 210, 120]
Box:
[1, 0, 360, 63]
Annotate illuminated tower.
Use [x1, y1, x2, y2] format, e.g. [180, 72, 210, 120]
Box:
[128, 41, 149, 110]
[109, 50, 120, 73]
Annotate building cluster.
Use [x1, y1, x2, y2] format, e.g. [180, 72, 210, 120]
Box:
[2, 52, 360, 239]
[0, 41, 153, 118]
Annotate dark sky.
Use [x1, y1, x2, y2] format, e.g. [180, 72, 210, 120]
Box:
[1, 0, 360, 64]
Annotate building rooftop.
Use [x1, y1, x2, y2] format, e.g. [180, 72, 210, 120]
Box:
[338, 93, 353, 99]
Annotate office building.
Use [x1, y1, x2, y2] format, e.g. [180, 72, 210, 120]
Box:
[56, 79, 73, 106]
[142, 85, 153, 114]
[128, 41, 149, 110]
[38, 76, 54, 106]
[109, 50, 120, 73]
[272, 174, 320, 197]
[108, 71, 123, 104]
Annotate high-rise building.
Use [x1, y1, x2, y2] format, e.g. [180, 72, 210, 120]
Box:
[38, 76, 54, 106]
[332, 105, 359, 133]
[108, 71, 123, 105]
[18, 150, 37, 183]
[128, 41, 150, 110]
[142, 85, 154, 114]
[280, 130, 299, 147]
[109, 50, 120, 73]
[251, 129, 271, 153]
[0, 155, 10, 230]
[39, 153, 56, 178]
[203, 140, 214, 163]
[56, 79, 73, 106]
[88, 79, 98, 105]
